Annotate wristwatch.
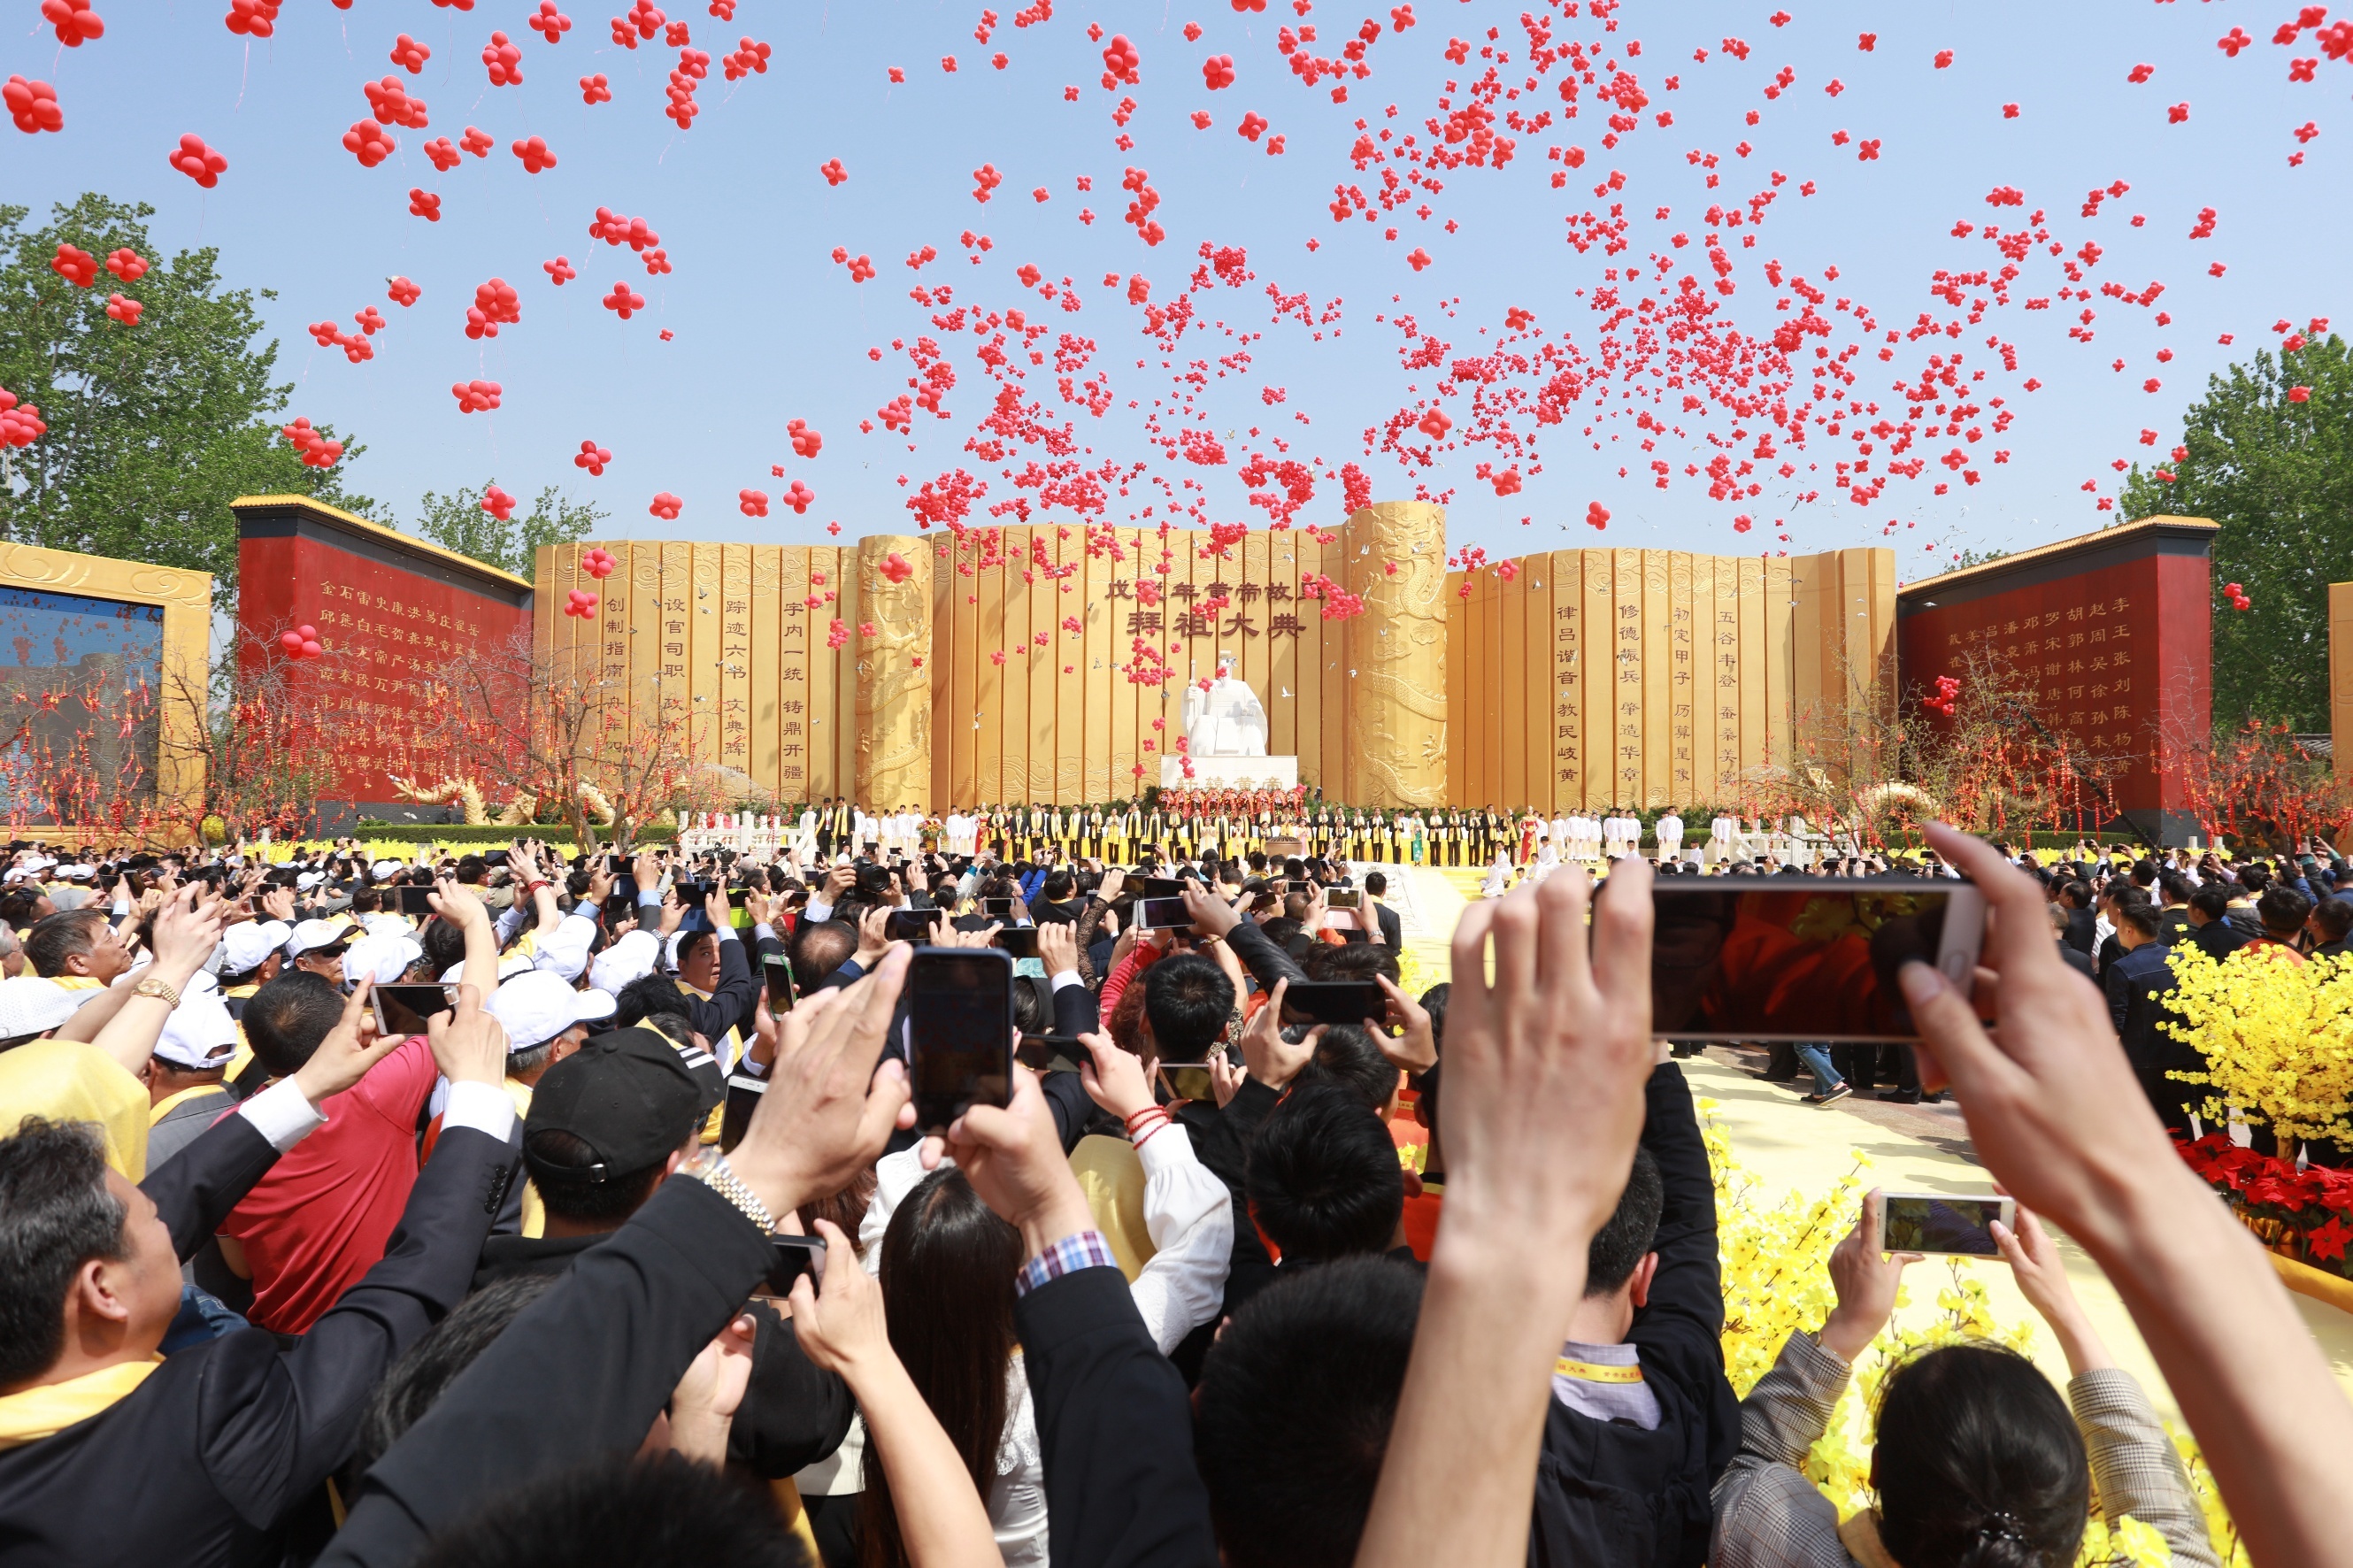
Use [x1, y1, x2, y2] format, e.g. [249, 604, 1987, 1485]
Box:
[132, 975, 181, 1008]
[680, 1149, 774, 1234]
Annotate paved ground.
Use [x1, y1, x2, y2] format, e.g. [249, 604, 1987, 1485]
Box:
[1396, 865, 2353, 1415]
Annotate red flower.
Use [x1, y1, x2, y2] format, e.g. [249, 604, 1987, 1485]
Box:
[2310, 1216, 2352, 1263]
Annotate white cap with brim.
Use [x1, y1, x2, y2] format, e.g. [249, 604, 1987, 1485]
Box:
[343, 933, 425, 987]
[221, 920, 291, 977]
[284, 918, 354, 960]
[533, 912, 599, 983]
[153, 991, 239, 1071]
[485, 971, 618, 1053]
[588, 929, 659, 996]
[0, 977, 94, 1041]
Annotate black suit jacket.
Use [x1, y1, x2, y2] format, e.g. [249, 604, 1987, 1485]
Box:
[319, 1179, 773, 1568]
[2107, 941, 2192, 1071]
[0, 1115, 514, 1568]
[1372, 900, 1403, 952]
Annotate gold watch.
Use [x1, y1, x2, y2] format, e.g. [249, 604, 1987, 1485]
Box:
[132, 975, 181, 1008]
[680, 1149, 774, 1234]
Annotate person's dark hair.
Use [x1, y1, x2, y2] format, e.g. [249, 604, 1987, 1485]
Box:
[1302, 941, 1402, 987]
[1362, 871, 1388, 896]
[350, 885, 381, 915]
[525, 1127, 680, 1228]
[865, 1169, 1022, 1568]
[1012, 976, 1049, 1035]
[2157, 870, 2193, 904]
[1418, 982, 1450, 1056]
[614, 972, 693, 1030]
[1041, 868, 1074, 903]
[635, 1008, 698, 1052]
[788, 919, 857, 994]
[0, 886, 44, 927]
[0, 1117, 126, 1388]
[2057, 881, 2092, 911]
[1873, 1342, 2090, 1568]
[2131, 858, 2159, 888]
[1300, 1023, 1399, 1114]
[242, 972, 349, 1080]
[1583, 1145, 1662, 1297]
[2113, 902, 2162, 942]
[1246, 1083, 1405, 1264]
[357, 1273, 556, 1471]
[419, 916, 466, 983]
[1142, 954, 1234, 1063]
[2312, 897, 2353, 945]
[413, 1452, 804, 1568]
[2188, 883, 2234, 923]
[2257, 885, 2314, 939]
[1194, 1256, 1422, 1568]
[24, 908, 104, 980]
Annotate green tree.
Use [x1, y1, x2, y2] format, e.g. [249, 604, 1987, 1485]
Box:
[1947, 546, 2010, 570]
[0, 195, 373, 611]
[2121, 334, 2353, 729]
[411, 482, 604, 579]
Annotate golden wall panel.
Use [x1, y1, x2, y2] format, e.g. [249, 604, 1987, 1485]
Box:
[1341, 502, 1447, 807]
[749, 548, 781, 793]
[854, 534, 932, 811]
[778, 550, 814, 801]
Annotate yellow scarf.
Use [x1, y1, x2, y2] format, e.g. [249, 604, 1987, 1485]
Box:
[0, 1039, 150, 1178]
[1068, 1134, 1155, 1281]
[149, 1082, 228, 1126]
[0, 1357, 162, 1449]
[50, 976, 104, 991]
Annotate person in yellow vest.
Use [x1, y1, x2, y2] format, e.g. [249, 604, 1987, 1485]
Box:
[480, 971, 620, 1239]
[145, 990, 240, 1172]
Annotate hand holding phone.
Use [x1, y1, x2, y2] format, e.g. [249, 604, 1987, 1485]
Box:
[1877, 1190, 2014, 1257]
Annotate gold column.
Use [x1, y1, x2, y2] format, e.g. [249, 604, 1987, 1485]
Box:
[1341, 502, 1447, 807]
[854, 534, 933, 811]
[2333, 583, 2353, 781]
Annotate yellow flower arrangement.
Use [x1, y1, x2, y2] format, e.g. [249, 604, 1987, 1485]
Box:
[2160, 945, 2353, 1148]
[1704, 1099, 2245, 1566]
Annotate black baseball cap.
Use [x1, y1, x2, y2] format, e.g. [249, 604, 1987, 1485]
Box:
[522, 1026, 721, 1182]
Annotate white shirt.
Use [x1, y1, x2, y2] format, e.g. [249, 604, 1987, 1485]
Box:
[1656, 814, 1684, 845]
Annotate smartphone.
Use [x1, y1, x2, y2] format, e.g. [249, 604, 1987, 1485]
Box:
[608, 854, 635, 879]
[1137, 895, 1192, 931]
[1280, 979, 1387, 1026]
[762, 1233, 827, 1295]
[673, 880, 712, 906]
[908, 948, 1014, 1129]
[994, 926, 1040, 959]
[372, 983, 455, 1035]
[983, 896, 1016, 919]
[719, 1071, 766, 1151]
[1139, 876, 1187, 899]
[761, 952, 795, 1018]
[1649, 879, 1986, 1041]
[1157, 1061, 1218, 1102]
[484, 849, 511, 868]
[396, 885, 435, 917]
[1878, 1191, 2014, 1257]
[727, 888, 750, 909]
[1286, 880, 1314, 895]
[1326, 888, 1363, 911]
[886, 908, 936, 943]
[1017, 1031, 1087, 1072]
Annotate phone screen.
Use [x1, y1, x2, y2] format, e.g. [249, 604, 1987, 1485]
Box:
[1137, 895, 1191, 930]
[1017, 1032, 1086, 1072]
[609, 855, 635, 879]
[720, 1072, 766, 1152]
[994, 926, 1040, 959]
[1881, 1193, 2011, 1256]
[1280, 980, 1387, 1026]
[1157, 1062, 1217, 1102]
[1139, 877, 1186, 899]
[396, 886, 435, 916]
[908, 949, 1013, 1129]
[727, 888, 750, 909]
[762, 1234, 827, 1295]
[1326, 888, 1363, 911]
[982, 896, 1015, 918]
[372, 984, 454, 1035]
[885, 909, 935, 943]
[762, 952, 795, 1017]
[1649, 880, 1980, 1042]
[484, 850, 511, 868]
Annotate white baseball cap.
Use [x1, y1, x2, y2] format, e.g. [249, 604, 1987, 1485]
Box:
[220, 920, 291, 976]
[284, 918, 355, 960]
[152, 990, 239, 1071]
[588, 928, 660, 995]
[532, 912, 599, 983]
[0, 977, 92, 1041]
[485, 971, 617, 1053]
[343, 933, 425, 987]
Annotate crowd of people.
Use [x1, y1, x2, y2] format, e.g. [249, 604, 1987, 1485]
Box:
[0, 819, 2346, 1568]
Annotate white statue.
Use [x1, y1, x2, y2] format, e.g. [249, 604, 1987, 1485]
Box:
[1180, 652, 1270, 757]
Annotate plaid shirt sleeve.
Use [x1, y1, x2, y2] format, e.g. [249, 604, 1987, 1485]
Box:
[2071, 1368, 2221, 1568]
[1016, 1229, 1118, 1296]
[1710, 1331, 1858, 1568]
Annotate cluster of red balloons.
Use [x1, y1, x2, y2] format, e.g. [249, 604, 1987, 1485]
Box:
[611, 0, 665, 48]
[387, 275, 422, 306]
[450, 379, 503, 412]
[481, 484, 519, 520]
[389, 34, 431, 73]
[527, 3, 572, 45]
[581, 546, 618, 578]
[363, 76, 428, 130]
[1923, 673, 1962, 716]
[820, 157, 848, 186]
[104, 247, 146, 281]
[2224, 581, 2253, 611]
[168, 133, 227, 187]
[783, 480, 816, 513]
[580, 73, 612, 104]
[880, 550, 915, 584]
[42, 0, 104, 46]
[343, 119, 396, 168]
[310, 316, 373, 361]
[511, 135, 557, 173]
[279, 624, 325, 659]
[465, 278, 521, 339]
[562, 588, 601, 619]
[281, 417, 344, 467]
[0, 389, 47, 449]
[104, 293, 143, 327]
[588, 206, 660, 250]
[574, 439, 612, 475]
[1584, 501, 1611, 531]
[224, 0, 281, 39]
[5, 77, 62, 135]
[49, 243, 97, 288]
[602, 281, 648, 318]
[787, 418, 823, 457]
[460, 125, 495, 157]
[424, 137, 461, 172]
[483, 31, 525, 87]
[649, 492, 684, 520]
[543, 255, 576, 284]
[724, 37, 772, 81]
[739, 488, 770, 517]
[408, 189, 443, 222]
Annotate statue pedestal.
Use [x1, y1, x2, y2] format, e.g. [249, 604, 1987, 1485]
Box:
[1161, 755, 1299, 790]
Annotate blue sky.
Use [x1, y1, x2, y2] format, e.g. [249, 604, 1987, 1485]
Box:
[9, 0, 2347, 580]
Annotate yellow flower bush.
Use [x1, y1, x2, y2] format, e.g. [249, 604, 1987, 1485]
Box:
[2160, 945, 2353, 1147]
[1704, 1100, 2246, 1566]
